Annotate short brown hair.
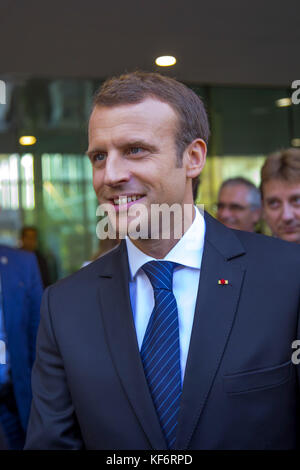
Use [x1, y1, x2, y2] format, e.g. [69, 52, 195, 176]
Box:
[93, 72, 209, 195]
[260, 148, 300, 197]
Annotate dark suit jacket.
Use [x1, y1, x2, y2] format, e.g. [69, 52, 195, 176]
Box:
[0, 245, 43, 431]
[0, 424, 7, 450]
[25, 213, 300, 449]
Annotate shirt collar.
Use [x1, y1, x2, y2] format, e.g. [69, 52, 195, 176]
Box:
[125, 206, 205, 280]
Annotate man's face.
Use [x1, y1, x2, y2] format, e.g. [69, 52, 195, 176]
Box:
[262, 179, 300, 243]
[22, 229, 38, 251]
[217, 184, 261, 232]
[88, 98, 196, 238]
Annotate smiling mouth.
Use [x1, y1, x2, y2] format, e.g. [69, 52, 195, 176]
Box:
[283, 227, 299, 233]
[111, 194, 145, 206]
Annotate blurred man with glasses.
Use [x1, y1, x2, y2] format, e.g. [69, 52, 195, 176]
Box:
[216, 177, 262, 232]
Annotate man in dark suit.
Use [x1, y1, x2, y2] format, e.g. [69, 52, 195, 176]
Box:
[25, 72, 300, 450]
[0, 245, 43, 449]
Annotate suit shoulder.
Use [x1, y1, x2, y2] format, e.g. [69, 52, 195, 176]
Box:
[0, 244, 36, 264]
[233, 230, 300, 266]
[49, 244, 121, 292]
[0, 244, 18, 256]
[234, 229, 300, 251]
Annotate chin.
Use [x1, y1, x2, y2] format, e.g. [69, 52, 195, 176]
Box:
[225, 223, 238, 230]
[281, 233, 300, 243]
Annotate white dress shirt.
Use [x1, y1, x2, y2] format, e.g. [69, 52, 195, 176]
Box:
[125, 206, 205, 383]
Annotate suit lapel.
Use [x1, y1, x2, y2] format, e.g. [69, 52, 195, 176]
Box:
[175, 212, 246, 449]
[97, 241, 167, 449]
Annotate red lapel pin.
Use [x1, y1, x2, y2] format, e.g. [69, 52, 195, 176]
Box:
[218, 279, 228, 285]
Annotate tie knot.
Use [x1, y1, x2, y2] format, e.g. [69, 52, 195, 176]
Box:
[142, 261, 178, 291]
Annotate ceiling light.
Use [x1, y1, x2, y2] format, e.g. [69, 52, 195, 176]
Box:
[275, 98, 292, 107]
[291, 138, 300, 147]
[19, 136, 37, 146]
[155, 56, 176, 67]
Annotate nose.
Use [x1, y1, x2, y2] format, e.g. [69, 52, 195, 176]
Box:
[103, 153, 130, 187]
[217, 206, 232, 222]
[281, 202, 294, 222]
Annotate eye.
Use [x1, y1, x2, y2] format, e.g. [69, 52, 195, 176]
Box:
[292, 196, 300, 207]
[267, 199, 280, 209]
[128, 147, 143, 155]
[91, 152, 106, 163]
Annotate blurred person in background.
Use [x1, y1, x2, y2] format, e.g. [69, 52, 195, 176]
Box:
[20, 226, 57, 287]
[0, 235, 43, 448]
[216, 177, 262, 232]
[261, 148, 300, 244]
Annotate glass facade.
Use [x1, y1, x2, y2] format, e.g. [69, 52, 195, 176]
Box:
[41, 153, 98, 277]
[0, 77, 299, 278]
[0, 151, 98, 278]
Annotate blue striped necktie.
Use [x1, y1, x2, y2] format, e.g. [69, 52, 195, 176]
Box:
[141, 260, 182, 449]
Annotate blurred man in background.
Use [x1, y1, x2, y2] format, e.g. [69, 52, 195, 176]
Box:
[261, 148, 300, 244]
[0, 197, 43, 449]
[20, 226, 57, 287]
[0, 243, 43, 449]
[216, 177, 262, 232]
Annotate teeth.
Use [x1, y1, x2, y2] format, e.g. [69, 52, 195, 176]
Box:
[113, 195, 143, 205]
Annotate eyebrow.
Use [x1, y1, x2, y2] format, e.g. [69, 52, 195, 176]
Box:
[86, 139, 158, 158]
[265, 196, 280, 201]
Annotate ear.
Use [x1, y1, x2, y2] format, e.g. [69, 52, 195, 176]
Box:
[183, 138, 207, 179]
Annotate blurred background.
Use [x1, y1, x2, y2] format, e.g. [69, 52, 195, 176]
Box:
[0, 0, 299, 278]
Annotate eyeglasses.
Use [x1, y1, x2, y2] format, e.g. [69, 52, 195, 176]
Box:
[215, 202, 251, 213]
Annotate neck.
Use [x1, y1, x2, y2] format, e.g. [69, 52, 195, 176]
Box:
[129, 205, 195, 258]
